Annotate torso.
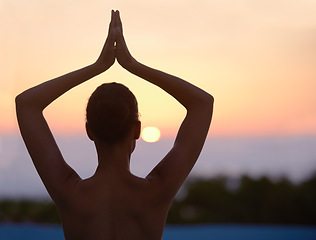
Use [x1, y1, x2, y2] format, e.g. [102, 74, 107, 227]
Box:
[57, 172, 171, 240]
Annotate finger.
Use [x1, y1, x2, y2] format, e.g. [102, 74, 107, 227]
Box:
[108, 10, 115, 33]
[115, 11, 125, 42]
[115, 10, 123, 31]
[117, 10, 122, 27]
[106, 10, 116, 44]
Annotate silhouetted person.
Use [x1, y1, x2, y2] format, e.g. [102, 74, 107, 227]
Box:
[16, 10, 214, 240]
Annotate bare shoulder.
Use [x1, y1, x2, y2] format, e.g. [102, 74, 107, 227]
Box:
[58, 174, 169, 240]
[58, 172, 170, 212]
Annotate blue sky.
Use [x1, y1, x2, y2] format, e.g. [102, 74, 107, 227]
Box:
[1, 135, 315, 198]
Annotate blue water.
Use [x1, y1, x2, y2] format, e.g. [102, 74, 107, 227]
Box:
[0, 223, 316, 240]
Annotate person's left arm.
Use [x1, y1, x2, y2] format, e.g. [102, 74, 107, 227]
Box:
[15, 10, 116, 205]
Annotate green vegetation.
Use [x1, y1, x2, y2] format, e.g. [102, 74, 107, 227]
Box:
[168, 174, 316, 225]
[0, 200, 60, 223]
[1, 174, 315, 225]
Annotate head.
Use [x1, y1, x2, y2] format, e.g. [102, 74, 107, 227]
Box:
[86, 82, 140, 147]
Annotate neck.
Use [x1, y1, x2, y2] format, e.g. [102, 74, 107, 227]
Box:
[94, 140, 133, 176]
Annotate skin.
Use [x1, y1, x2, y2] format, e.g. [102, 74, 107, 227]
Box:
[16, 10, 214, 240]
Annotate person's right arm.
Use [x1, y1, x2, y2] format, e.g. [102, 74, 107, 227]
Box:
[132, 62, 214, 197]
[114, 11, 214, 198]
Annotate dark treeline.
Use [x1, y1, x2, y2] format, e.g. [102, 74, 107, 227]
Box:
[1, 174, 315, 225]
[0, 200, 60, 223]
[168, 174, 316, 225]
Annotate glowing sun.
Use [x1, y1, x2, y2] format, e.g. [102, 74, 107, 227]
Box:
[141, 127, 161, 143]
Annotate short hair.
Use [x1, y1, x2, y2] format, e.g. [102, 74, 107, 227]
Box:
[86, 82, 139, 145]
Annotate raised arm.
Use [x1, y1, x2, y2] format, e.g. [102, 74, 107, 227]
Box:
[114, 11, 214, 197]
[15, 11, 116, 204]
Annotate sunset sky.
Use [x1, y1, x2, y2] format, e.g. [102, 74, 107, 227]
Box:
[1, 0, 316, 138]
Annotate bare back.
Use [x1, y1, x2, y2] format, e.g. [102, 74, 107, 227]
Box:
[58, 170, 171, 240]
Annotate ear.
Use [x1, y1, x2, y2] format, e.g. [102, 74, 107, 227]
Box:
[134, 121, 141, 140]
[85, 122, 94, 141]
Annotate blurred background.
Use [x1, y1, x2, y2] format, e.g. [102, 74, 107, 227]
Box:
[0, 0, 315, 236]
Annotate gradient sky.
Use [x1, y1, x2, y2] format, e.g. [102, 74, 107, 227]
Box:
[1, 0, 316, 137]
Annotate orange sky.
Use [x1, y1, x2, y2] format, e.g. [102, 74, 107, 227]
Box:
[1, 0, 315, 137]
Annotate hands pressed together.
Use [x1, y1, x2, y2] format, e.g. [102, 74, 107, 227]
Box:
[96, 10, 134, 71]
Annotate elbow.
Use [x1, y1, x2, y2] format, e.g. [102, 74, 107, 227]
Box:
[15, 93, 24, 108]
[15, 92, 28, 108]
[16, 91, 45, 113]
[207, 94, 214, 116]
[208, 93, 214, 105]
[186, 92, 214, 114]
[197, 89, 214, 106]
[200, 93, 214, 119]
[202, 92, 214, 110]
[15, 91, 35, 111]
[15, 93, 26, 114]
